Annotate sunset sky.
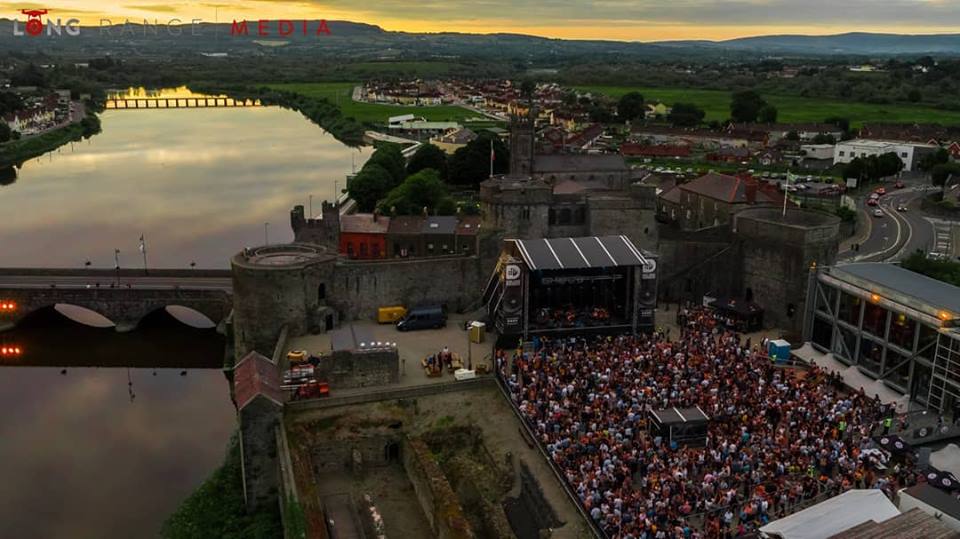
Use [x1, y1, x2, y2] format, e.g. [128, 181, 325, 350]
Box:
[3, 0, 960, 41]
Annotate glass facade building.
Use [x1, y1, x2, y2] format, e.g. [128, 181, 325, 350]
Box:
[804, 263, 960, 411]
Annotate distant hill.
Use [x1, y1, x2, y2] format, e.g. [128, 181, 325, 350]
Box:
[0, 20, 958, 59]
[658, 32, 960, 55]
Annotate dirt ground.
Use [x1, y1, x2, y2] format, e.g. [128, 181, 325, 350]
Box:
[287, 385, 594, 539]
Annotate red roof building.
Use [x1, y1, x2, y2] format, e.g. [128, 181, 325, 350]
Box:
[234, 351, 283, 411]
[339, 213, 390, 259]
[620, 143, 692, 158]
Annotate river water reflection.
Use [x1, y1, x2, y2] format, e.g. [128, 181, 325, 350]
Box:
[0, 89, 362, 536]
[1, 87, 367, 268]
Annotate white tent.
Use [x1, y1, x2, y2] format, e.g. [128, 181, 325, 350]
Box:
[759, 489, 900, 539]
[793, 343, 910, 412]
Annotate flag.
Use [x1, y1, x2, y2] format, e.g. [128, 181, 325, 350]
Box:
[138, 234, 146, 254]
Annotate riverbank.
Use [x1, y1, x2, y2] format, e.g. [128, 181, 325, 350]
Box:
[0, 113, 101, 168]
[190, 83, 366, 147]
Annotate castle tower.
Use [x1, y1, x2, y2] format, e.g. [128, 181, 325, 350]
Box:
[509, 106, 535, 176]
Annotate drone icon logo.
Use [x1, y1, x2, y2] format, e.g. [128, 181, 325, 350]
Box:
[20, 9, 48, 36]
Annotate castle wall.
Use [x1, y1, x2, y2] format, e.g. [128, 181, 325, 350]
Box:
[735, 209, 840, 336]
[240, 397, 282, 509]
[315, 349, 400, 389]
[329, 255, 486, 321]
[656, 225, 741, 305]
[401, 437, 475, 539]
[587, 195, 659, 253]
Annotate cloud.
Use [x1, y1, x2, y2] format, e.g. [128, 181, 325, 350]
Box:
[125, 4, 180, 14]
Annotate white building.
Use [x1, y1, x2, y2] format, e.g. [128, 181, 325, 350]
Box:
[801, 144, 835, 160]
[833, 139, 937, 171]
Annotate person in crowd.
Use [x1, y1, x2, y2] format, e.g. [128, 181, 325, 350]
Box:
[500, 306, 919, 538]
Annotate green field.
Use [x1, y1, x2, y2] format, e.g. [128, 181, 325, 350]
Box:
[576, 85, 960, 127]
[267, 82, 487, 124]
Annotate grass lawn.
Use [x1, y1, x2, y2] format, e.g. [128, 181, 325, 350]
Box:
[267, 82, 486, 124]
[576, 85, 960, 127]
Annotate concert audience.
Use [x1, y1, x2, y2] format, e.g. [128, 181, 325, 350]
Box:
[500, 306, 919, 539]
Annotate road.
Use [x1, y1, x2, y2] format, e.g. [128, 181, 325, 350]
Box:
[0, 274, 232, 291]
[840, 183, 940, 263]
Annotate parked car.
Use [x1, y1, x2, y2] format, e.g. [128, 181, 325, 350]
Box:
[875, 187, 886, 196]
[867, 198, 879, 207]
[396, 305, 447, 331]
[897, 204, 907, 212]
[873, 209, 884, 217]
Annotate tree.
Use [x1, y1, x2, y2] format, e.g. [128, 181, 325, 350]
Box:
[667, 103, 705, 127]
[365, 143, 406, 185]
[379, 169, 453, 215]
[519, 80, 536, 98]
[448, 132, 509, 188]
[347, 163, 394, 212]
[758, 105, 778, 123]
[919, 148, 950, 172]
[907, 88, 922, 103]
[0, 91, 23, 116]
[730, 90, 768, 123]
[617, 92, 645, 122]
[932, 162, 960, 187]
[824, 117, 851, 135]
[588, 105, 614, 123]
[0, 123, 10, 144]
[406, 143, 448, 179]
[10, 63, 46, 87]
[812, 133, 836, 145]
[785, 131, 800, 141]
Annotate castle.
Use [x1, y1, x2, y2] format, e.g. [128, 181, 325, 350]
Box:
[479, 109, 659, 253]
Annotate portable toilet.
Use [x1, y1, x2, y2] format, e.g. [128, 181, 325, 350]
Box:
[768, 339, 791, 364]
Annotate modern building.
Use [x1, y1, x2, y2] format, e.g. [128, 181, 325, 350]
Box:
[429, 127, 477, 154]
[803, 262, 960, 411]
[833, 139, 938, 171]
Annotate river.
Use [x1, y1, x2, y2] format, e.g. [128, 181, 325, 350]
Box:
[0, 87, 369, 537]
[0, 86, 367, 269]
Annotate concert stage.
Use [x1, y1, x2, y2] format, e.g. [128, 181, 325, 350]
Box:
[482, 235, 657, 339]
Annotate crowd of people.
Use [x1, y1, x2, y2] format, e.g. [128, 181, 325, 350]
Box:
[499, 306, 920, 538]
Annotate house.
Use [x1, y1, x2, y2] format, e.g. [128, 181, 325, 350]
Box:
[421, 215, 459, 256]
[834, 139, 939, 171]
[620, 143, 692, 159]
[455, 215, 482, 256]
[706, 146, 751, 164]
[387, 114, 417, 129]
[339, 213, 390, 259]
[387, 215, 425, 258]
[859, 123, 952, 144]
[756, 149, 784, 166]
[657, 172, 784, 230]
[430, 127, 477, 154]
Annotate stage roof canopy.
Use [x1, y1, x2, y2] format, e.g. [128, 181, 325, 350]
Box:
[649, 406, 710, 425]
[511, 235, 647, 271]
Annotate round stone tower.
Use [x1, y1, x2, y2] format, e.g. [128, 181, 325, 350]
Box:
[231, 243, 337, 360]
[733, 208, 841, 337]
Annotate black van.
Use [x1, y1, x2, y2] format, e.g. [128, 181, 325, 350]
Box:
[396, 305, 446, 331]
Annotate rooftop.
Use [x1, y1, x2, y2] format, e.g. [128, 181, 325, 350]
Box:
[511, 235, 648, 271]
[387, 215, 425, 235]
[340, 213, 390, 235]
[534, 154, 629, 173]
[421, 215, 458, 235]
[830, 262, 960, 315]
[234, 351, 283, 410]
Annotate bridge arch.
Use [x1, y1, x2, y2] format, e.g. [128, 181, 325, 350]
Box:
[138, 304, 217, 330]
[14, 303, 116, 328]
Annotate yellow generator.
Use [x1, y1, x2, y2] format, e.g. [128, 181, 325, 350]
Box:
[377, 306, 407, 324]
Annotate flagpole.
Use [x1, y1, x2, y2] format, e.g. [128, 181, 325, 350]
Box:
[139, 234, 148, 276]
[783, 173, 790, 217]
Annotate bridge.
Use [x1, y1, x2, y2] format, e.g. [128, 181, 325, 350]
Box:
[105, 97, 261, 110]
[0, 268, 233, 332]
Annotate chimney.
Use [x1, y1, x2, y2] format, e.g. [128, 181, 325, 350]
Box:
[372, 209, 379, 222]
[743, 173, 758, 205]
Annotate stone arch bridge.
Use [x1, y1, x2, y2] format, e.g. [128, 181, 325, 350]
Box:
[0, 269, 233, 332]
